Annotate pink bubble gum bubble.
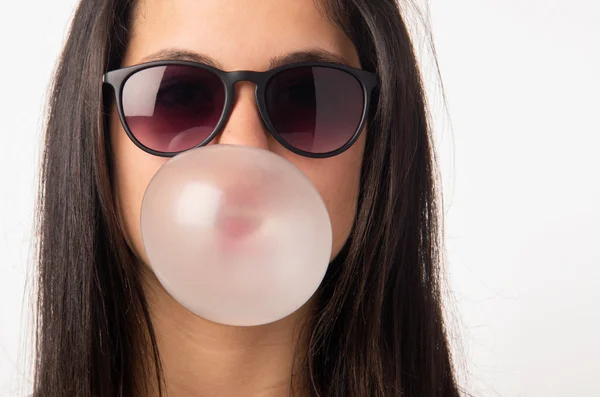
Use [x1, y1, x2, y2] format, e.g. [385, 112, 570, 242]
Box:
[140, 145, 332, 326]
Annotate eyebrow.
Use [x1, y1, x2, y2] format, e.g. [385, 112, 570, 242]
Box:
[138, 48, 354, 69]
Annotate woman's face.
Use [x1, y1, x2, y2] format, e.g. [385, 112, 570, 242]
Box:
[110, 0, 366, 267]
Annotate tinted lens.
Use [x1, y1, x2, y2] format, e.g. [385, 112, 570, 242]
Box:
[265, 66, 364, 154]
[122, 65, 225, 153]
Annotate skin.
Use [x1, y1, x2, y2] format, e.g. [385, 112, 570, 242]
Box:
[109, 0, 366, 395]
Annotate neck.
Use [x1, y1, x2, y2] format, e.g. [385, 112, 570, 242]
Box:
[138, 267, 313, 397]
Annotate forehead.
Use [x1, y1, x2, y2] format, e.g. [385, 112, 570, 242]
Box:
[124, 0, 360, 71]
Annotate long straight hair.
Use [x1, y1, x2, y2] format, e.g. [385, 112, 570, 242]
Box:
[33, 0, 464, 395]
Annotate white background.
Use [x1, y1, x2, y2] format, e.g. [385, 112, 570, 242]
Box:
[1, 1, 599, 396]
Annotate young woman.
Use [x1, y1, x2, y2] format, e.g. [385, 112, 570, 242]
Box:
[33, 0, 464, 396]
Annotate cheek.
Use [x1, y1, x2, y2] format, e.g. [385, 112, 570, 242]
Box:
[322, 163, 363, 260]
[290, 133, 365, 260]
[110, 108, 168, 264]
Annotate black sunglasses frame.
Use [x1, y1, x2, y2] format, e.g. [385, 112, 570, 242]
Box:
[103, 60, 378, 159]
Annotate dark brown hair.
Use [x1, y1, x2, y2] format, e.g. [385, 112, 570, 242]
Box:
[33, 0, 466, 395]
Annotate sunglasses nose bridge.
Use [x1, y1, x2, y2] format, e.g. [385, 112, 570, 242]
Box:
[225, 70, 265, 115]
[216, 70, 271, 151]
[227, 70, 264, 86]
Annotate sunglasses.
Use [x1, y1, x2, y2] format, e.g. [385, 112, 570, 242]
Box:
[103, 60, 378, 158]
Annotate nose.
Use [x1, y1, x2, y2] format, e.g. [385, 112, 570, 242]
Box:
[214, 82, 271, 150]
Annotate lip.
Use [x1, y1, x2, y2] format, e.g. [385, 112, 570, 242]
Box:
[215, 184, 265, 240]
[217, 211, 262, 237]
